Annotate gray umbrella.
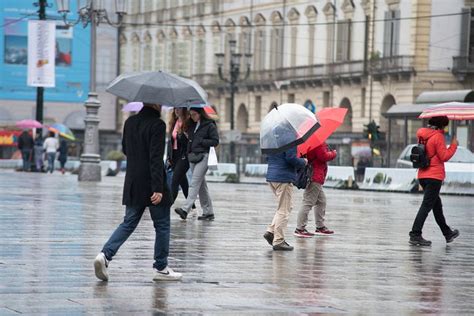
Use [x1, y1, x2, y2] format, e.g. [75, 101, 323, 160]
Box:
[106, 71, 208, 107]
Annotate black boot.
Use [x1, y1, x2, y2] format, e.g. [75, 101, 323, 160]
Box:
[174, 208, 188, 220]
[445, 229, 459, 243]
[409, 235, 432, 246]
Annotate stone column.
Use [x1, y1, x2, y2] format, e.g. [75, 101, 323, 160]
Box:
[78, 93, 101, 182]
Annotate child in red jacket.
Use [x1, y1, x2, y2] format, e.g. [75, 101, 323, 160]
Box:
[294, 142, 337, 237]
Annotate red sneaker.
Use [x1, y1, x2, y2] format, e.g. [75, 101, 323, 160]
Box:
[315, 227, 334, 235]
[294, 228, 315, 238]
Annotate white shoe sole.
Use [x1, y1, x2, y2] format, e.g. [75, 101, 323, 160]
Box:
[94, 257, 109, 281]
[314, 232, 334, 236]
[293, 233, 313, 238]
[153, 274, 182, 281]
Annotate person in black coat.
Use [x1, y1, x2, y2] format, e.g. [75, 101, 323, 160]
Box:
[18, 130, 34, 171]
[175, 107, 219, 221]
[94, 104, 182, 282]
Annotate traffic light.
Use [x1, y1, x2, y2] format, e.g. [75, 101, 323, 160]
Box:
[364, 120, 380, 142]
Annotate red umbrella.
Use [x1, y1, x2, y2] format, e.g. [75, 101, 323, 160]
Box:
[298, 107, 348, 156]
[418, 102, 474, 120]
[204, 105, 219, 120]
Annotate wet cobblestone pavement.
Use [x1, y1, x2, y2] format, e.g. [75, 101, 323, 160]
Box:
[0, 171, 473, 314]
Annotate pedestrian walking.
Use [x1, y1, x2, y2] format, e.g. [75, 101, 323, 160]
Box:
[167, 108, 191, 202]
[174, 107, 219, 221]
[33, 135, 44, 172]
[263, 145, 307, 251]
[57, 139, 68, 174]
[17, 130, 34, 171]
[409, 116, 460, 246]
[294, 142, 337, 238]
[94, 103, 182, 281]
[43, 131, 58, 173]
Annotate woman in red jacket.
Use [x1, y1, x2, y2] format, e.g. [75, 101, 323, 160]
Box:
[294, 142, 337, 237]
[409, 116, 459, 246]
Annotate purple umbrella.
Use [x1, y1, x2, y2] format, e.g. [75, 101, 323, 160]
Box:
[16, 119, 43, 129]
[122, 102, 143, 112]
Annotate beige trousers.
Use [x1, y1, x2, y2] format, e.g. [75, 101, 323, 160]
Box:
[296, 182, 326, 229]
[267, 182, 294, 245]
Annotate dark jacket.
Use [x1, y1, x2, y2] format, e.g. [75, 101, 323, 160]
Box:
[187, 119, 219, 154]
[266, 147, 306, 183]
[416, 127, 457, 181]
[18, 132, 34, 150]
[58, 140, 68, 163]
[122, 106, 172, 207]
[167, 123, 189, 166]
[307, 142, 337, 185]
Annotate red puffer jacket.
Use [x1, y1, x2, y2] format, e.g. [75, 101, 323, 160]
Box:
[307, 143, 337, 185]
[416, 127, 457, 181]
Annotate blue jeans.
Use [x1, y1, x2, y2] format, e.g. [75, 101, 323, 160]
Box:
[46, 152, 55, 173]
[102, 204, 170, 270]
[21, 149, 32, 171]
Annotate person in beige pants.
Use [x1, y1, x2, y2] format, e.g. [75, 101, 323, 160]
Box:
[264, 147, 307, 251]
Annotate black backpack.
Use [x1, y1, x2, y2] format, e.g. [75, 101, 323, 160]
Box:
[410, 139, 430, 169]
[293, 164, 313, 189]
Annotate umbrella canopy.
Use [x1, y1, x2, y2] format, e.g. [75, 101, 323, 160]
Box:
[16, 119, 42, 129]
[48, 123, 75, 141]
[260, 103, 320, 154]
[298, 107, 348, 156]
[122, 102, 143, 112]
[204, 106, 219, 120]
[418, 102, 474, 120]
[106, 71, 208, 107]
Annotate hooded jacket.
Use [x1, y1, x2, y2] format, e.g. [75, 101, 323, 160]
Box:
[416, 127, 457, 181]
[307, 143, 337, 185]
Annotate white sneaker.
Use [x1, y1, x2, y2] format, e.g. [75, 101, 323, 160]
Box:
[153, 266, 182, 281]
[94, 252, 109, 281]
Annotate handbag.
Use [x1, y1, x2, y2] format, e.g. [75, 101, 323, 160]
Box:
[208, 147, 218, 171]
[188, 152, 204, 163]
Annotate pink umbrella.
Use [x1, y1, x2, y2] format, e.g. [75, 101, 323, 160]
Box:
[122, 102, 143, 112]
[16, 119, 43, 129]
[419, 102, 474, 120]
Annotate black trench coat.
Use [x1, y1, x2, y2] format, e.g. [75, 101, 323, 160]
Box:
[121, 106, 172, 207]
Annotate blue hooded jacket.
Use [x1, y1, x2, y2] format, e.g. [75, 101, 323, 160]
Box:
[266, 147, 306, 183]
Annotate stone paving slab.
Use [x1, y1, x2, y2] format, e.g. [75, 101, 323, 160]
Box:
[0, 171, 473, 314]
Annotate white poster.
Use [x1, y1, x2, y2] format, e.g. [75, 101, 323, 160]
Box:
[27, 20, 56, 87]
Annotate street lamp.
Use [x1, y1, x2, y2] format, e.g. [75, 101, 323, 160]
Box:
[55, 0, 126, 181]
[215, 39, 252, 163]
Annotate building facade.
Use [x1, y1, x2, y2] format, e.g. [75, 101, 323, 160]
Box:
[121, 0, 474, 166]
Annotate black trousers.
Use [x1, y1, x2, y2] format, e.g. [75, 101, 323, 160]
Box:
[410, 178, 451, 237]
[171, 156, 190, 202]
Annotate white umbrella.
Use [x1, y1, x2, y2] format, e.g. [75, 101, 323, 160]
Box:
[260, 103, 320, 154]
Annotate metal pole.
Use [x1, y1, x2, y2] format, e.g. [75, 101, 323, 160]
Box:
[78, 5, 102, 181]
[35, 0, 47, 134]
[230, 77, 235, 163]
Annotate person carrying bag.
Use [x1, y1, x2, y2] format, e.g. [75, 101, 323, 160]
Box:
[175, 107, 219, 221]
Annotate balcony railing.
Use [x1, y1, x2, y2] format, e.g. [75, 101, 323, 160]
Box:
[370, 55, 415, 77]
[452, 56, 474, 78]
[193, 60, 366, 89]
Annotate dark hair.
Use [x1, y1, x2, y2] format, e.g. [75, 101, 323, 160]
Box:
[189, 107, 212, 121]
[428, 116, 449, 129]
[48, 131, 55, 137]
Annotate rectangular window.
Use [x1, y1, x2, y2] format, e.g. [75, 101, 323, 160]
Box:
[288, 93, 295, 103]
[308, 24, 315, 65]
[255, 95, 262, 122]
[336, 20, 351, 61]
[383, 10, 400, 58]
[323, 91, 330, 107]
[326, 19, 334, 63]
[195, 39, 205, 74]
[290, 26, 297, 67]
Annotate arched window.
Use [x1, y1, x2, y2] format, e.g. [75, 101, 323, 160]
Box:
[339, 98, 353, 132]
[237, 104, 249, 133]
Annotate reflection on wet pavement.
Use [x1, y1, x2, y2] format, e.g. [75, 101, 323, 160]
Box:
[0, 171, 473, 314]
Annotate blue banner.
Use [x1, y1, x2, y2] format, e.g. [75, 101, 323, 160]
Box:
[0, 1, 90, 102]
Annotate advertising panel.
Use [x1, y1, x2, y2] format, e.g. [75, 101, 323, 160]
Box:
[0, 1, 90, 102]
[27, 20, 56, 87]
